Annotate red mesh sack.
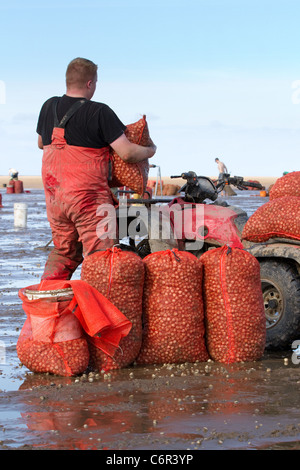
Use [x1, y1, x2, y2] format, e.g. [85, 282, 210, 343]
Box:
[269, 171, 300, 200]
[109, 115, 151, 194]
[81, 247, 144, 370]
[242, 196, 300, 242]
[136, 249, 209, 365]
[17, 286, 89, 376]
[200, 246, 266, 363]
[17, 280, 132, 376]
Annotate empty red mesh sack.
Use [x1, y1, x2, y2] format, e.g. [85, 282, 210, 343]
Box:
[200, 246, 266, 363]
[81, 247, 144, 371]
[269, 171, 300, 200]
[136, 249, 209, 365]
[242, 196, 300, 243]
[109, 115, 152, 194]
[17, 280, 132, 376]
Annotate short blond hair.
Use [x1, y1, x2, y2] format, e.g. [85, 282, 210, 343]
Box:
[66, 58, 98, 88]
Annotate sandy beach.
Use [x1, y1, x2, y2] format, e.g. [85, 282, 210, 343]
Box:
[0, 175, 44, 190]
[0, 175, 278, 191]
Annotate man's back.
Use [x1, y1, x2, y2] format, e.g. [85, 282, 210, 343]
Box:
[37, 95, 126, 149]
[217, 160, 227, 173]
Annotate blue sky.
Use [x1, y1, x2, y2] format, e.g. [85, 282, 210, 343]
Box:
[0, 0, 300, 178]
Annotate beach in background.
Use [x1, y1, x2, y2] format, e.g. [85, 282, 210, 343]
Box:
[0, 175, 278, 191]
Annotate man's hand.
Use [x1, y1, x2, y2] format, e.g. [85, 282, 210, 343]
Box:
[110, 134, 156, 163]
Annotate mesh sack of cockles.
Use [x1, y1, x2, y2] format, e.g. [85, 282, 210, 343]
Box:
[81, 247, 144, 371]
[108, 115, 152, 195]
[17, 280, 131, 377]
[269, 171, 300, 200]
[200, 246, 266, 363]
[242, 196, 300, 243]
[162, 184, 181, 196]
[136, 249, 209, 365]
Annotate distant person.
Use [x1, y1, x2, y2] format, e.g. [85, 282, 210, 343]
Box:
[8, 168, 19, 180]
[215, 158, 228, 196]
[215, 158, 228, 183]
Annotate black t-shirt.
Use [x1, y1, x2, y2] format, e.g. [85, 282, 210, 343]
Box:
[36, 95, 126, 148]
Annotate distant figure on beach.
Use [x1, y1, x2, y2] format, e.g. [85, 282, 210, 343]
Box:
[8, 168, 19, 180]
[215, 158, 228, 182]
[215, 158, 228, 196]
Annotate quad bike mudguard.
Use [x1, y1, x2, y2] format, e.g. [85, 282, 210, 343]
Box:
[168, 198, 244, 249]
[245, 240, 300, 274]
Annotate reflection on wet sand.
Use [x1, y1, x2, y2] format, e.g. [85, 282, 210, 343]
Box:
[7, 357, 300, 450]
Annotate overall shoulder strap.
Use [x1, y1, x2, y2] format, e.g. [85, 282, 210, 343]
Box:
[53, 98, 87, 128]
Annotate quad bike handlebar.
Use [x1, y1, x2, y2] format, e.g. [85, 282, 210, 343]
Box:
[171, 171, 263, 191]
[120, 171, 263, 206]
[216, 173, 263, 191]
[169, 171, 263, 203]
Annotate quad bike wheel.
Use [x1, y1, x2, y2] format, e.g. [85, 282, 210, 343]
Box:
[259, 259, 300, 350]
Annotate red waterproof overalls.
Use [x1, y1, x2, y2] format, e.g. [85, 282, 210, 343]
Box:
[41, 99, 118, 280]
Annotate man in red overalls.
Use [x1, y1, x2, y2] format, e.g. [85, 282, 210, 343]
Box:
[37, 58, 156, 280]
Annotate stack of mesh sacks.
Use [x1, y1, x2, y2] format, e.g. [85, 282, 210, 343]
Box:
[81, 247, 265, 369]
[82, 248, 209, 369]
[137, 247, 265, 365]
[242, 171, 300, 243]
[18, 241, 267, 375]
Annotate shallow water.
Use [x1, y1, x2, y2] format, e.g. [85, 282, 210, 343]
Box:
[0, 189, 81, 392]
[2, 187, 300, 451]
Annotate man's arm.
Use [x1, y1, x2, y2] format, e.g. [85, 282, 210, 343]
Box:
[38, 135, 43, 149]
[110, 134, 156, 163]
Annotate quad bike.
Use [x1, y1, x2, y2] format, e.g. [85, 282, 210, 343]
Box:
[117, 171, 300, 351]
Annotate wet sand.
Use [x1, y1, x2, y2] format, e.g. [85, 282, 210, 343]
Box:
[1, 187, 300, 451]
[2, 354, 300, 451]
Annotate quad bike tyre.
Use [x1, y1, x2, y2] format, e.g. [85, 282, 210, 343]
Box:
[259, 259, 300, 350]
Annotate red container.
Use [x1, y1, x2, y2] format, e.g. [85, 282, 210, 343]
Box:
[14, 180, 24, 193]
[0, 193, 3, 207]
[6, 186, 14, 194]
